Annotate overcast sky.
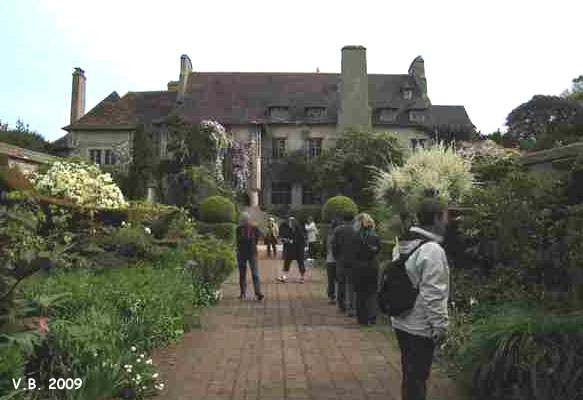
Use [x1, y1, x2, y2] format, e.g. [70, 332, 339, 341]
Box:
[1, 0, 581, 142]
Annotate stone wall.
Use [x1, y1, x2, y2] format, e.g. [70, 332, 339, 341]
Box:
[71, 130, 134, 159]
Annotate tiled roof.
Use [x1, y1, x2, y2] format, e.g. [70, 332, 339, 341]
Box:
[64, 91, 178, 130]
[61, 72, 472, 132]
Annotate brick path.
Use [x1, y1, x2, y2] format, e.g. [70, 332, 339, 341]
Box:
[153, 246, 467, 400]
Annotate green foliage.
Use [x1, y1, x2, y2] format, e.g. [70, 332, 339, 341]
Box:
[0, 345, 27, 398]
[562, 74, 583, 101]
[185, 235, 236, 287]
[505, 95, 583, 148]
[321, 196, 358, 223]
[0, 119, 53, 154]
[263, 204, 292, 220]
[199, 195, 235, 223]
[196, 222, 236, 243]
[309, 128, 404, 207]
[126, 123, 159, 201]
[294, 205, 322, 224]
[464, 302, 583, 400]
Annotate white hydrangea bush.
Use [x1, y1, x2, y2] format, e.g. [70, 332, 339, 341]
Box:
[371, 141, 475, 212]
[30, 160, 128, 209]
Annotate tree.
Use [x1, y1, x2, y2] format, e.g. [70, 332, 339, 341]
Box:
[505, 95, 583, 149]
[561, 75, 583, 102]
[309, 128, 404, 207]
[0, 119, 53, 154]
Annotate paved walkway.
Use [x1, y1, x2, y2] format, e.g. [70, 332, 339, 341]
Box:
[152, 246, 466, 400]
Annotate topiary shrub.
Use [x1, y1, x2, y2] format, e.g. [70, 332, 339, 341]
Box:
[321, 196, 358, 223]
[196, 222, 236, 243]
[294, 205, 322, 224]
[199, 195, 235, 223]
[186, 235, 236, 288]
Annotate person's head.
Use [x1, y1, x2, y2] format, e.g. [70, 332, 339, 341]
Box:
[353, 213, 375, 232]
[343, 214, 354, 223]
[240, 212, 251, 226]
[306, 215, 313, 223]
[417, 197, 449, 234]
[287, 215, 296, 226]
[330, 218, 341, 231]
[268, 216, 275, 224]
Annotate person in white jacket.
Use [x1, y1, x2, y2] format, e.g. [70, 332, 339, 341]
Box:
[304, 216, 319, 259]
[391, 196, 450, 400]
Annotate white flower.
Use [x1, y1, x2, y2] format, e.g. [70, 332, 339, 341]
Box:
[131, 346, 136, 352]
[144, 227, 151, 235]
[146, 359, 153, 365]
[470, 297, 478, 306]
[140, 354, 145, 359]
[152, 373, 159, 378]
[136, 374, 141, 381]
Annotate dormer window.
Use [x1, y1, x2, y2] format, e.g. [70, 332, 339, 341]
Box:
[403, 89, 413, 100]
[377, 108, 397, 122]
[409, 111, 426, 123]
[268, 106, 290, 119]
[305, 107, 327, 119]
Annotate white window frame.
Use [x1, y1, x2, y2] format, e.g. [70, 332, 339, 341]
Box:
[272, 138, 287, 159]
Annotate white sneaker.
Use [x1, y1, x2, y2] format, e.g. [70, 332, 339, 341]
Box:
[277, 275, 287, 283]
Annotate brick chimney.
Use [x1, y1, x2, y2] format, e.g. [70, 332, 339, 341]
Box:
[408, 56, 430, 106]
[338, 45, 371, 132]
[177, 54, 192, 103]
[70, 68, 86, 124]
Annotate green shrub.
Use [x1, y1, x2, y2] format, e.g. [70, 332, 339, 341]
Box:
[199, 195, 235, 223]
[294, 205, 322, 223]
[0, 345, 27, 399]
[186, 235, 235, 288]
[321, 195, 358, 222]
[196, 222, 236, 243]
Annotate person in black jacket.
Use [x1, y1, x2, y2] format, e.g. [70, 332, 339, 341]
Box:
[352, 213, 382, 326]
[277, 216, 307, 283]
[236, 212, 265, 301]
[332, 214, 358, 315]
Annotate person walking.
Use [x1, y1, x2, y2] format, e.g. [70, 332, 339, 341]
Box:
[332, 214, 358, 316]
[352, 213, 382, 326]
[277, 216, 307, 284]
[391, 196, 450, 400]
[264, 217, 279, 257]
[235, 212, 265, 301]
[325, 219, 341, 304]
[305, 216, 319, 259]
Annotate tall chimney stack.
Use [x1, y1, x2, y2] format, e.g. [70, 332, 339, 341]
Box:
[338, 45, 371, 132]
[177, 54, 193, 103]
[70, 68, 86, 124]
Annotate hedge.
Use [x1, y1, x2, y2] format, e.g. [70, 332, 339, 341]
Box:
[294, 205, 322, 223]
[321, 195, 358, 222]
[196, 222, 236, 243]
[199, 195, 236, 223]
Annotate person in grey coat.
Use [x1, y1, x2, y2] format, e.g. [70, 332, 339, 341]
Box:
[392, 196, 450, 400]
[332, 214, 358, 316]
[325, 218, 341, 304]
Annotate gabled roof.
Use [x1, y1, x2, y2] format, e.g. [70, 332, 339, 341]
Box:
[63, 91, 177, 130]
[60, 71, 472, 133]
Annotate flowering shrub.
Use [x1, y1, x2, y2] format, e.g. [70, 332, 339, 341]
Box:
[200, 120, 233, 184]
[231, 140, 250, 191]
[371, 141, 475, 214]
[30, 160, 128, 209]
[118, 346, 165, 398]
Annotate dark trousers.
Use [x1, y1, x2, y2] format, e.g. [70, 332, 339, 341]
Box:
[394, 328, 436, 400]
[354, 266, 379, 324]
[307, 242, 318, 258]
[238, 253, 262, 297]
[326, 262, 337, 299]
[336, 264, 346, 311]
[283, 257, 305, 275]
[265, 236, 277, 256]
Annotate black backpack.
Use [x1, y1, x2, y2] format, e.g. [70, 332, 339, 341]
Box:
[377, 240, 430, 317]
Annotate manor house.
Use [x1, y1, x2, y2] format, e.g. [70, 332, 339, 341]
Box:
[54, 45, 474, 208]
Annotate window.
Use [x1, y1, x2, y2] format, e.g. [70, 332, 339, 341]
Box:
[409, 111, 426, 123]
[409, 138, 427, 150]
[403, 89, 413, 100]
[378, 108, 397, 122]
[104, 149, 115, 165]
[306, 107, 327, 118]
[302, 185, 321, 205]
[268, 106, 290, 119]
[271, 182, 291, 205]
[306, 138, 323, 159]
[272, 138, 287, 159]
[89, 149, 102, 164]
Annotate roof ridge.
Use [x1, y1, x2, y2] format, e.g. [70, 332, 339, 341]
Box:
[193, 71, 340, 75]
